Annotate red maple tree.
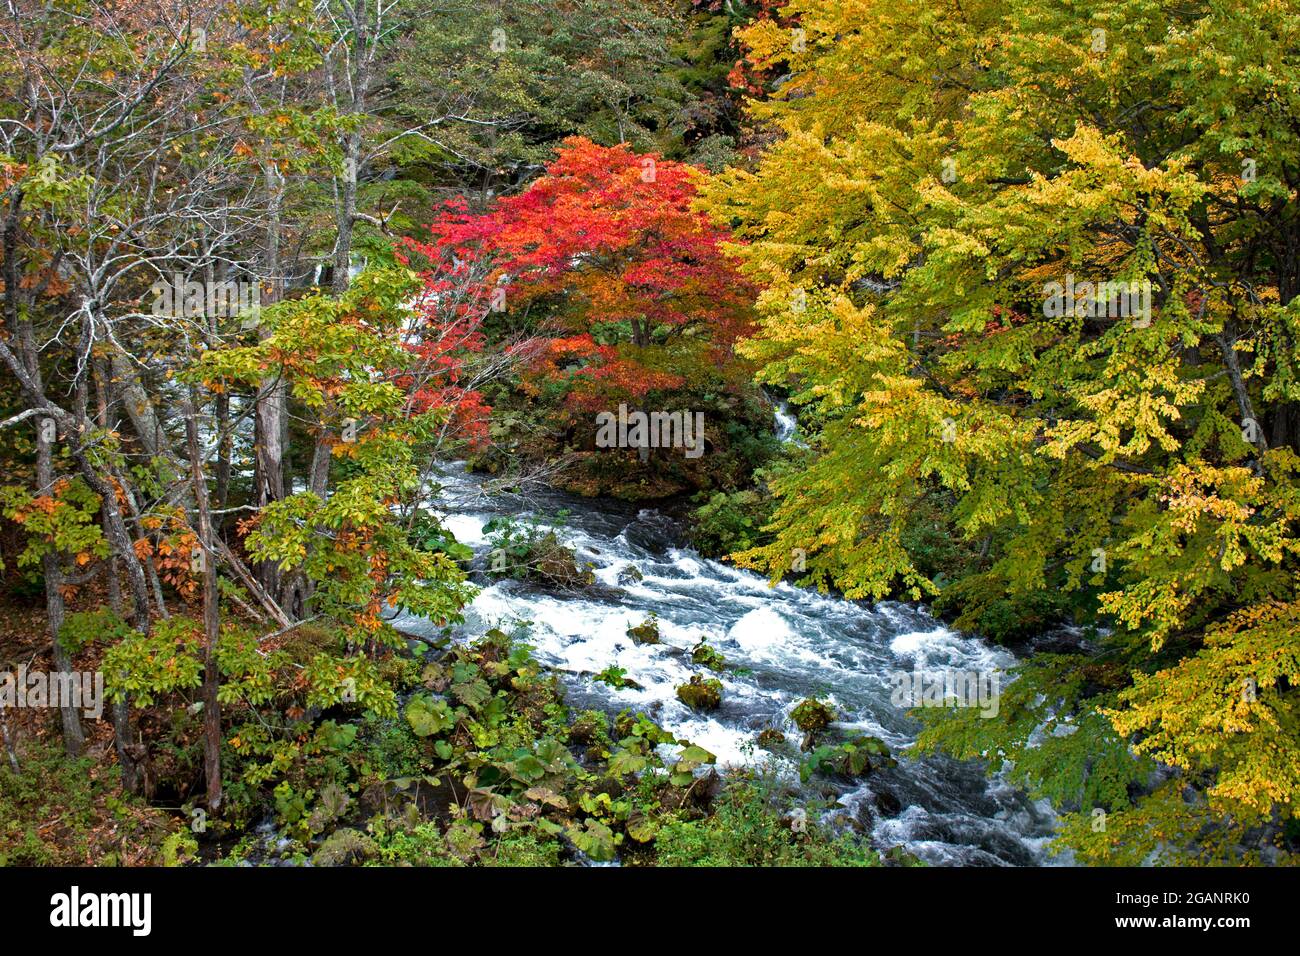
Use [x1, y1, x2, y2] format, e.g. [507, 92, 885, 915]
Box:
[414, 137, 754, 414]
[392, 250, 497, 449]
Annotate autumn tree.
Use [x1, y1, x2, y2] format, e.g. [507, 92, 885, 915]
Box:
[423, 137, 754, 413]
[702, 0, 1300, 862]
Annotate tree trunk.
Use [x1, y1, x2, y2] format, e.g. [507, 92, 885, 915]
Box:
[110, 349, 169, 461]
[0, 703, 19, 774]
[332, 135, 360, 295]
[185, 398, 223, 812]
[37, 427, 85, 757]
[75, 460, 149, 794]
[255, 162, 288, 602]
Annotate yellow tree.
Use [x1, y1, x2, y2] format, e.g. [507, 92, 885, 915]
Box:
[702, 0, 1300, 861]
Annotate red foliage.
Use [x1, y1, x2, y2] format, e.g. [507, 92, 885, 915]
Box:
[413, 137, 754, 412]
[393, 245, 497, 449]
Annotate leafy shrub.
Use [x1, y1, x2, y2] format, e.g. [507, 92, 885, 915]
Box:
[0, 736, 163, 866]
[689, 488, 773, 559]
[654, 776, 881, 867]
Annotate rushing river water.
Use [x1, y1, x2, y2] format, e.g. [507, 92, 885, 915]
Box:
[394, 455, 1063, 867]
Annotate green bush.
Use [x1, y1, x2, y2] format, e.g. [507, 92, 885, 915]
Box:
[689, 488, 773, 558]
[654, 776, 881, 867]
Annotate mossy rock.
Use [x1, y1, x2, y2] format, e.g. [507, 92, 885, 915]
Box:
[534, 532, 596, 588]
[281, 622, 342, 665]
[791, 697, 836, 733]
[312, 828, 379, 866]
[690, 640, 727, 671]
[618, 566, 644, 585]
[756, 728, 786, 750]
[676, 675, 723, 711]
[885, 845, 927, 867]
[627, 615, 661, 645]
[568, 709, 609, 745]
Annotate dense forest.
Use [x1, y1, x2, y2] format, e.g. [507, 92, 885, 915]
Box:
[1, 0, 1297, 873]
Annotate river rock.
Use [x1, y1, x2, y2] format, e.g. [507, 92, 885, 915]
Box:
[676, 675, 723, 711]
[627, 615, 661, 645]
[791, 697, 836, 733]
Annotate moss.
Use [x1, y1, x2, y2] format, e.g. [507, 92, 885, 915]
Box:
[676, 675, 723, 711]
[626, 614, 661, 645]
[280, 622, 342, 665]
[690, 639, 727, 671]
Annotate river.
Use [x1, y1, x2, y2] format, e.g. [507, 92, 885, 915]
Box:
[394, 453, 1063, 866]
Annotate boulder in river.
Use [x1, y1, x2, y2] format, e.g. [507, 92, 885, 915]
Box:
[627, 614, 661, 645]
[533, 532, 597, 588]
[568, 709, 609, 745]
[691, 639, 727, 671]
[676, 675, 723, 711]
[791, 697, 836, 733]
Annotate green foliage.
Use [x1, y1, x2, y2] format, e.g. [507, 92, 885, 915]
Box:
[593, 665, 640, 690]
[159, 830, 199, 867]
[800, 737, 895, 784]
[394, 0, 711, 170]
[0, 477, 107, 574]
[194, 269, 478, 645]
[690, 639, 727, 672]
[408, 508, 474, 563]
[58, 607, 135, 655]
[933, 574, 1074, 644]
[1053, 782, 1282, 866]
[654, 774, 882, 867]
[690, 487, 773, 558]
[913, 655, 1153, 815]
[0, 736, 160, 866]
[791, 698, 836, 734]
[405, 693, 456, 738]
[101, 617, 203, 707]
[483, 514, 594, 588]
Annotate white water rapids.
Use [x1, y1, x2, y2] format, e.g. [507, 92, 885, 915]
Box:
[393, 448, 1062, 866]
